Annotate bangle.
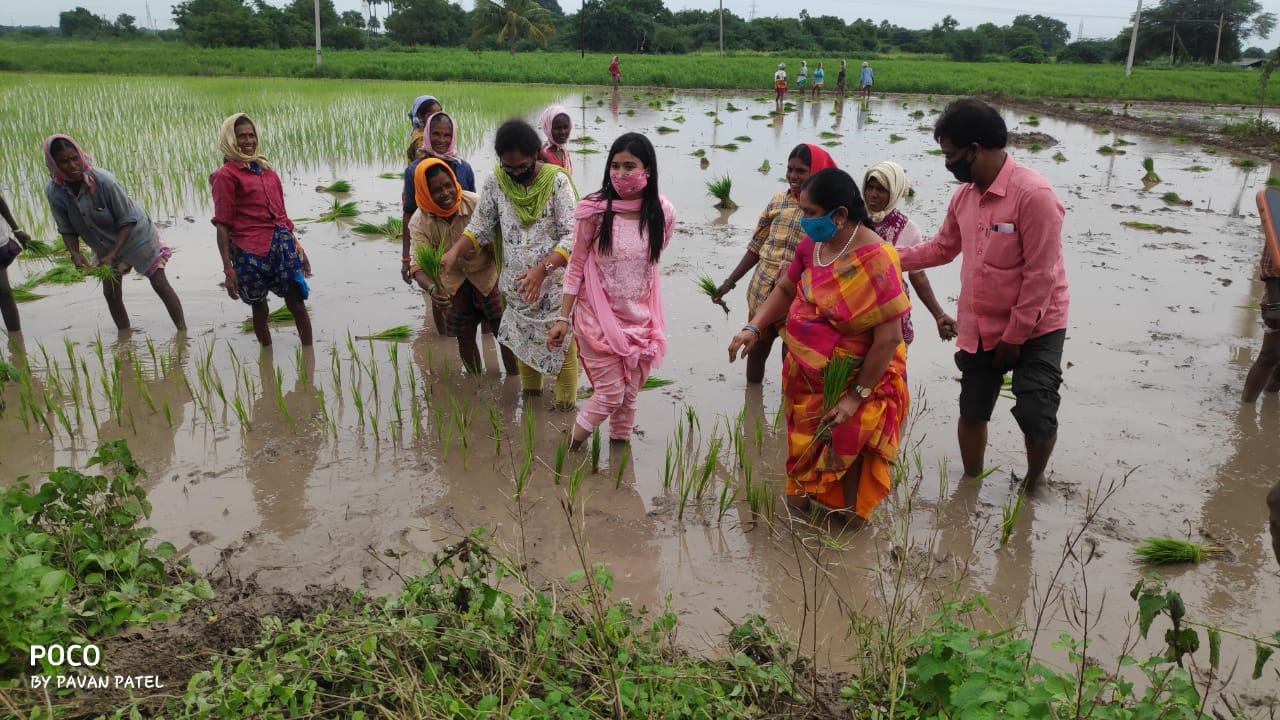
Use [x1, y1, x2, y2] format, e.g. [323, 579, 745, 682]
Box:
[724, 279, 736, 290]
[402, 256, 411, 262]
[743, 323, 761, 337]
[223, 268, 236, 276]
[554, 317, 570, 325]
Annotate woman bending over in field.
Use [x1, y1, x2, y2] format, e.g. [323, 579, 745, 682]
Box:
[43, 135, 186, 332]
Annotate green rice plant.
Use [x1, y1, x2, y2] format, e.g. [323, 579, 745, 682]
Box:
[1268, 177, 1280, 187]
[378, 172, 401, 179]
[232, 394, 251, 430]
[590, 427, 602, 474]
[694, 272, 730, 315]
[716, 481, 737, 524]
[1097, 145, 1117, 155]
[1121, 221, 1187, 234]
[553, 434, 569, 484]
[486, 403, 502, 454]
[1142, 157, 1161, 184]
[1161, 192, 1185, 205]
[352, 383, 365, 430]
[318, 200, 359, 222]
[821, 141, 842, 148]
[1202, 146, 1219, 154]
[413, 241, 446, 294]
[712, 143, 739, 151]
[655, 126, 678, 134]
[999, 489, 1026, 547]
[519, 409, 536, 489]
[352, 217, 403, 240]
[241, 305, 301, 333]
[1028, 143, 1043, 152]
[12, 286, 45, 303]
[614, 446, 631, 489]
[578, 375, 673, 399]
[17, 235, 58, 258]
[758, 159, 770, 174]
[819, 131, 841, 139]
[316, 179, 352, 193]
[926, 148, 945, 155]
[733, 135, 752, 143]
[706, 175, 737, 209]
[36, 260, 85, 285]
[821, 355, 860, 414]
[725, 102, 741, 112]
[750, 114, 769, 120]
[691, 148, 706, 158]
[356, 325, 412, 341]
[889, 134, 906, 143]
[663, 441, 675, 490]
[1025, 116, 1040, 126]
[1232, 158, 1259, 169]
[704, 110, 717, 117]
[1113, 137, 1134, 147]
[1134, 537, 1229, 565]
[1052, 151, 1067, 162]
[83, 265, 121, 286]
[391, 385, 403, 437]
[695, 433, 723, 501]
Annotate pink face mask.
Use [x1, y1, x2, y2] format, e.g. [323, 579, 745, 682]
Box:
[610, 171, 648, 197]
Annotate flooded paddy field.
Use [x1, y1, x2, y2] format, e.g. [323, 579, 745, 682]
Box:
[1, 74, 1278, 706]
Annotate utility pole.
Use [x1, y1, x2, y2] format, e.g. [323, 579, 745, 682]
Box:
[750, 1, 757, 21]
[1214, 13, 1225, 65]
[314, 0, 322, 69]
[1169, 22, 1176, 65]
[580, 0, 585, 58]
[1124, 0, 1142, 77]
[719, 0, 724, 59]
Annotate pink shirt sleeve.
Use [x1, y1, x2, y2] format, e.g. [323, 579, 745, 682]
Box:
[1001, 186, 1066, 346]
[898, 192, 964, 272]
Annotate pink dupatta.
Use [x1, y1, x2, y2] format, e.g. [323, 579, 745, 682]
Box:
[570, 195, 673, 380]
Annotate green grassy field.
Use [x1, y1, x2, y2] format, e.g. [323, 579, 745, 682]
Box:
[2, 39, 1279, 105]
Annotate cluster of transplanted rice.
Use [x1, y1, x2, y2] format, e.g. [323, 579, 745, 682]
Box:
[0, 75, 559, 247]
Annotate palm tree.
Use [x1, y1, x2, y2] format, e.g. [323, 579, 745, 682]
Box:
[472, 0, 557, 55]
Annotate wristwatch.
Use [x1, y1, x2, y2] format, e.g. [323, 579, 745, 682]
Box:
[851, 383, 872, 399]
[543, 261, 557, 273]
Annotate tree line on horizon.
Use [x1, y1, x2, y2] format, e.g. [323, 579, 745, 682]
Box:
[22, 0, 1277, 66]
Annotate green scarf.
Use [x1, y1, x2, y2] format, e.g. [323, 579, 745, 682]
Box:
[495, 163, 576, 226]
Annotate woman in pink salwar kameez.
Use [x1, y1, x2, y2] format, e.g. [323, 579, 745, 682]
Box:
[547, 133, 676, 448]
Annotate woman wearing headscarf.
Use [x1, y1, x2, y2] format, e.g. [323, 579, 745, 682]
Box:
[609, 56, 621, 86]
[408, 158, 516, 374]
[442, 120, 579, 409]
[210, 113, 312, 346]
[43, 134, 186, 331]
[539, 105, 574, 175]
[405, 94, 441, 162]
[401, 110, 475, 287]
[713, 143, 835, 383]
[862, 160, 956, 344]
[0, 190, 31, 332]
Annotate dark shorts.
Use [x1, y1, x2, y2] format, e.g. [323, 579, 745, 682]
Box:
[444, 280, 504, 338]
[232, 227, 308, 306]
[955, 328, 1065, 445]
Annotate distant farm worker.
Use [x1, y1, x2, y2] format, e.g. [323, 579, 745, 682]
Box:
[401, 110, 477, 321]
[727, 168, 910, 525]
[860, 61, 874, 100]
[443, 120, 580, 410]
[1271, 479, 1280, 567]
[1242, 228, 1280, 402]
[773, 62, 788, 102]
[43, 135, 186, 332]
[0, 190, 30, 333]
[863, 160, 956, 345]
[539, 104, 575, 175]
[796, 60, 808, 92]
[405, 94, 441, 162]
[811, 62, 825, 98]
[548, 132, 675, 448]
[408, 158, 516, 375]
[715, 143, 836, 384]
[211, 113, 312, 346]
[897, 98, 1069, 491]
[836, 59, 847, 95]
[609, 56, 621, 86]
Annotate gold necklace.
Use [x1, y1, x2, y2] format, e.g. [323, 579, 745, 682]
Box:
[813, 229, 854, 268]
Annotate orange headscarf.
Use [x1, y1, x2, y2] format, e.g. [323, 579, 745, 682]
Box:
[413, 158, 461, 218]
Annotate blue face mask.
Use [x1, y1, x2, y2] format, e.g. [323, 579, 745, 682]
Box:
[800, 209, 839, 243]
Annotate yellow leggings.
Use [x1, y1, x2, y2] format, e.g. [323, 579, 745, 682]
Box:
[516, 338, 579, 405]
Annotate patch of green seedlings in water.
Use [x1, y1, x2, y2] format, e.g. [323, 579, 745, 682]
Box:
[671, 116, 686, 124]
[927, 149, 945, 156]
[750, 114, 769, 120]
[822, 141, 842, 147]
[574, 147, 601, 155]
[316, 179, 352, 193]
[758, 159, 770, 174]
[999, 489, 1026, 547]
[1268, 177, 1280, 187]
[1097, 145, 1122, 155]
[911, 110, 925, 118]
[1232, 158, 1259, 169]
[241, 305, 304, 333]
[706, 175, 737, 210]
[1121, 221, 1188, 234]
[1028, 143, 1043, 152]
[1025, 116, 1040, 126]
[725, 102, 742, 112]
[318, 200, 359, 222]
[691, 148, 706, 158]
[352, 217, 403, 240]
[1113, 138, 1135, 147]
[713, 143, 739, 151]
[1202, 146, 1218, 154]
[579, 376, 673, 399]
[655, 126, 678, 134]
[1160, 192, 1189, 206]
[356, 325, 412, 342]
[1134, 537, 1228, 565]
[1142, 157, 1160, 184]
[573, 136, 596, 144]
[379, 171, 401, 179]
[890, 134, 906, 143]
[1187, 165, 1211, 172]
[1094, 127, 1112, 135]
[733, 136, 752, 143]
[819, 131, 842, 139]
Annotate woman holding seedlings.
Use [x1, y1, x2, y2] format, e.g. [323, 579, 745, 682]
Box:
[547, 132, 675, 447]
[211, 113, 312, 347]
[714, 143, 836, 383]
[539, 105, 574, 175]
[401, 110, 476, 307]
[408, 158, 517, 375]
[42, 135, 186, 332]
[863, 161, 956, 345]
[443, 119, 579, 409]
[405, 94, 442, 162]
[727, 168, 909, 524]
[0, 190, 30, 333]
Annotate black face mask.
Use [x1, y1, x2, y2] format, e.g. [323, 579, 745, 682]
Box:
[945, 147, 975, 184]
[506, 166, 536, 184]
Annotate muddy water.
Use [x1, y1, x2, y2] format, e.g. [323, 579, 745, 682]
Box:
[2, 84, 1278, 701]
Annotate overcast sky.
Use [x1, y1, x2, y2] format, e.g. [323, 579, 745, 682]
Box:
[8, 0, 1280, 43]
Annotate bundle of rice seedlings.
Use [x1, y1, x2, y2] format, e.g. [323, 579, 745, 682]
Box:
[706, 175, 737, 209]
[17, 236, 57, 258]
[758, 159, 771, 174]
[11, 286, 45, 303]
[821, 354, 860, 415]
[37, 260, 85, 285]
[712, 143, 739, 151]
[1142, 157, 1161, 185]
[695, 273, 730, 315]
[84, 265, 121, 286]
[579, 376, 674, 399]
[318, 200, 359, 222]
[379, 172, 402, 180]
[356, 325, 413, 341]
[413, 242, 446, 294]
[240, 305, 298, 333]
[1134, 537, 1228, 565]
[316, 180, 352, 193]
[353, 217, 403, 240]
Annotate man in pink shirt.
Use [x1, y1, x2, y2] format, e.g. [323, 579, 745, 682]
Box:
[898, 98, 1069, 490]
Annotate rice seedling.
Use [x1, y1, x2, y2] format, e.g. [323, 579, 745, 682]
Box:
[352, 217, 403, 240]
[317, 386, 335, 437]
[889, 134, 906, 143]
[695, 433, 723, 501]
[691, 148, 706, 158]
[614, 446, 631, 489]
[316, 180, 353, 193]
[733, 135, 752, 143]
[1028, 143, 1043, 152]
[352, 383, 365, 429]
[590, 427, 602, 474]
[706, 175, 737, 210]
[232, 395, 251, 430]
[1202, 146, 1218, 154]
[750, 114, 769, 120]
[704, 110, 717, 117]
[1094, 126, 1112, 134]
[36, 260, 86, 285]
[1053, 151, 1067, 162]
[663, 441, 676, 490]
[241, 305, 301, 333]
[694, 272, 731, 315]
[655, 126, 678, 134]
[758, 159, 770, 174]
[356, 325, 412, 342]
[1134, 537, 1229, 565]
[578, 375, 673, 399]
[1232, 158, 1259, 169]
[379, 172, 401, 179]
[1113, 138, 1134, 147]
[712, 143, 739, 151]
[818, 131, 842, 139]
[1142, 157, 1161, 184]
[821, 141, 842, 148]
[717, 480, 737, 524]
[18, 235, 58, 258]
[999, 489, 1026, 547]
[413, 242, 446, 294]
[1121, 221, 1188, 234]
[519, 409, 536, 488]
[1161, 192, 1187, 205]
[725, 102, 741, 112]
[1025, 116, 1040, 126]
[12, 286, 45, 302]
[575, 135, 597, 144]
[318, 200, 359, 222]
[1097, 145, 1118, 155]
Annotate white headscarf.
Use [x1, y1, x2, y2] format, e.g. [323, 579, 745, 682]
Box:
[864, 161, 909, 223]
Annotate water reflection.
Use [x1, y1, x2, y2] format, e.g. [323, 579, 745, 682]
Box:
[244, 348, 319, 539]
